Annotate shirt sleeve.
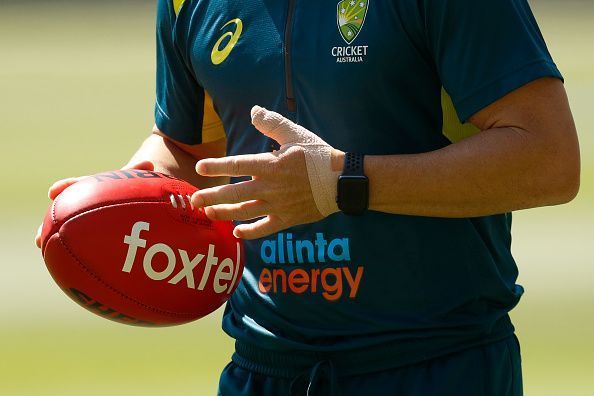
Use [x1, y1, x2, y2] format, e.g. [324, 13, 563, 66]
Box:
[424, 0, 563, 122]
[154, 0, 206, 145]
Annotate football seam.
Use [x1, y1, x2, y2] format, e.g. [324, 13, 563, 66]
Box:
[56, 208, 200, 319]
[52, 196, 169, 225]
[58, 236, 198, 319]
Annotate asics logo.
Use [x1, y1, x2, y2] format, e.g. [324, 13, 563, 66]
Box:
[211, 18, 243, 65]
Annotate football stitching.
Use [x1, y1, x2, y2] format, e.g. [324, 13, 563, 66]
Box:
[51, 200, 57, 224]
[50, 174, 198, 226]
[53, 197, 168, 226]
[56, 202, 201, 319]
[58, 236, 197, 319]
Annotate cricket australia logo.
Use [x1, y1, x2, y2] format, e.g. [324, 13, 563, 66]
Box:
[332, 0, 369, 63]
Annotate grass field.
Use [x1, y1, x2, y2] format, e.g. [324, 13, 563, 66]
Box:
[0, 1, 592, 395]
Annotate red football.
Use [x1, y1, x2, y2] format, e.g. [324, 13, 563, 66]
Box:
[40, 170, 244, 327]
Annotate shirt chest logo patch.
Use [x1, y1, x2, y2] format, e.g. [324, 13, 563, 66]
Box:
[337, 0, 368, 44]
[211, 18, 243, 65]
[332, 0, 369, 63]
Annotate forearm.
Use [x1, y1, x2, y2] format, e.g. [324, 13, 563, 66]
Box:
[126, 133, 227, 189]
[186, 81, 579, 240]
[358, 126, 579, 217]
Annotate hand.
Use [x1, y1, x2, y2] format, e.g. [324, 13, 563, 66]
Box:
[34, 160, 154, 248]
[191, 106, 343, 240]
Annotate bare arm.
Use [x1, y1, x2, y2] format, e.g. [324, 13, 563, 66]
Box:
[127, 127, 227, 189]
[356, 78, 581, 217]
[190, 77, 581, 239]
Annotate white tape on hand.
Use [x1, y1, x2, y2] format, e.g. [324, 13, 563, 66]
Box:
[251, 106, 340, 217]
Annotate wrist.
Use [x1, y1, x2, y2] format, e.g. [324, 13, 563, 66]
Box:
[331, 149, 345, 172]
[336, 152, 369, 215]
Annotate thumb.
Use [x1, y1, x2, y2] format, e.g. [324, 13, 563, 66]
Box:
[251, 105, 306, 146]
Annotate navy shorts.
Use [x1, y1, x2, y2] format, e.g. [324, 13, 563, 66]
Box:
[217, 335, 523, 396]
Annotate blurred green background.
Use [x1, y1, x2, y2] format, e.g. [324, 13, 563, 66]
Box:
[0, 1, 592, 395]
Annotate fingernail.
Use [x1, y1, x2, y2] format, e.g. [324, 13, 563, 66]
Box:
[191, 192, 204, 207]
[203, 207, 216, 220]
[195, 161, 206, 175]
[250, 105, 264, 119]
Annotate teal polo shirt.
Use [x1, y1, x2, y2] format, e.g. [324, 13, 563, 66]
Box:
[155, 0, 562, 369]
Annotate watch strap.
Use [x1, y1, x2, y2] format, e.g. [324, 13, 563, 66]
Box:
[343, 152, 364, 176]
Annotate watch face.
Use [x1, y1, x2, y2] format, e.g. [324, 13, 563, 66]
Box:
[337, 176, 369, 215]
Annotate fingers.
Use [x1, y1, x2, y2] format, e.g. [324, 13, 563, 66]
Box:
[233, 215, 286, 240]
[191, 181, 260, 208]
[204, 200, 270, 221]
[190, 182, 284, 239]
[196, 153, 274, 177]
[251, 106, 302, 146]
[42, 161, 157, 250]
[48, 177, 84, 200]
[35, 224, 42, 248]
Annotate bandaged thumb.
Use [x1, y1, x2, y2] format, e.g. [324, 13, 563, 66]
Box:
[251, 106, 340, 216]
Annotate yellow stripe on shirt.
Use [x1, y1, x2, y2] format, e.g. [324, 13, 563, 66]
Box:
[441, 88, 480, 143]
[173, 0, 186, 16]
[202, 91, 226, 143]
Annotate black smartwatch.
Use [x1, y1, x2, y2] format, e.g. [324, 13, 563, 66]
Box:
[336, 152, 369, 215]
